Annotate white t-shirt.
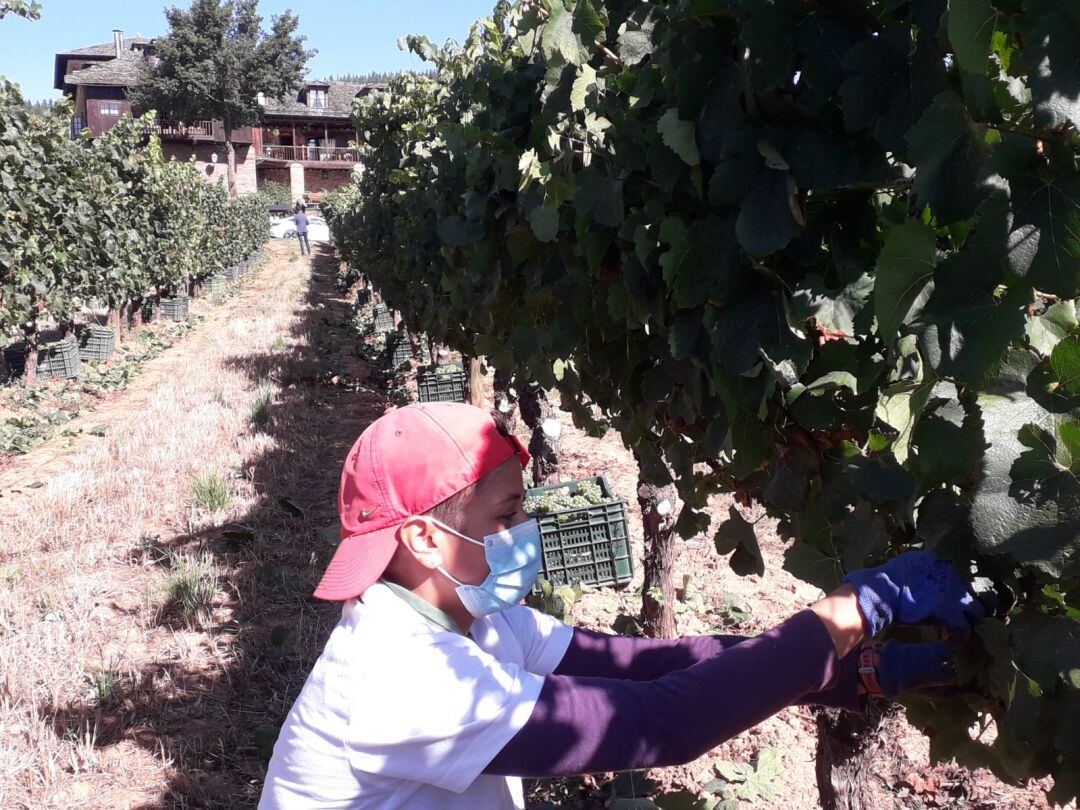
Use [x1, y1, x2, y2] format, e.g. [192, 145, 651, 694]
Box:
[259, 583, 574, 809]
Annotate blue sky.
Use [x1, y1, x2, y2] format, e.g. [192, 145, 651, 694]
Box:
[0, 0, 496, 100]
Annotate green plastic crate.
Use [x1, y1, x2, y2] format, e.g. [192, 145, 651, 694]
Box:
[224, 265, 240, 282]
[417, 366, 468, 403]
[373, 304, 394, 332]
[39, 334, 81, 380]
[205, 273, 226, 295]
[79, 324, 115, 363]
[525, 476, 633, 590]
[384, 331, 414, 369]
[161, 295, 189, 321]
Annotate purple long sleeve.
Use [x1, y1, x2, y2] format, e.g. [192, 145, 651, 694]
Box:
[553, 627, 745, 680]
[485, 610, 848, 778]
[554, 625, 862, 710]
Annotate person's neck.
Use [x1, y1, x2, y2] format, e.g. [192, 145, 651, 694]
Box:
[390, 575, 475, 634]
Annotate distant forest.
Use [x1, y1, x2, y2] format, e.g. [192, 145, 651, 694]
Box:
[323, 70, 435, 84]
[23, 98, 58, 116]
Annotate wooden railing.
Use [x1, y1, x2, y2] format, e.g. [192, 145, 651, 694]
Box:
[257, 144, 360, 163]
[151, 120, 214, 138]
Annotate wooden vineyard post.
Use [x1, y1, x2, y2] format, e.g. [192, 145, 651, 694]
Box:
[467, 356, 486, 409]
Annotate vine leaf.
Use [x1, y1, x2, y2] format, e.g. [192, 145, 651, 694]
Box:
[846, 455, 917, 503]
[729, 412, 771, 480]
[1026, 301, 1078, 356]
[1051, 334, 1080, 396]
[541, 1, 590, 65]
[735, 170, 801, 257]
[971, 350, 1080, 578]
[1026, 9, 1080, 130]
[571, 64, 597, 112]
[713, 505, 764, 577]
[530, 204, 560, 243]
[1009, 170, 1080, 299]
[657, 108, 700, 166]
[792, 273, 873, 337]
[616, 27, 652, 66]
[948, 0, 998, 74]
[906, 91, 988, 224]
[917, 282, 1031, 384]
[572, 0, 606, 44]
[875, 219, 938, 347]
[659, 215, 739, 309]
[783, 543, 842, 592]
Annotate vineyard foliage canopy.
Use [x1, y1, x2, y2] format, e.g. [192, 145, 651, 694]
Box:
[325, 0, 1080, 798]
[0, 79, 268, 352]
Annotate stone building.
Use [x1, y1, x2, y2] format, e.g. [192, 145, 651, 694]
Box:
[53, 29, 378, 200]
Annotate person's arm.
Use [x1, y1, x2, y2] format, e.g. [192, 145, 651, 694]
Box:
[553, 628, 745, 680]
[485, 606, 848, 777]
[556, 584, 863, 679]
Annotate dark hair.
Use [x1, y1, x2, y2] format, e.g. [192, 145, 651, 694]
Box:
[424, 484, 475, 530]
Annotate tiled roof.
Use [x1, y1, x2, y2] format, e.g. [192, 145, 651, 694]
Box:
[57, 36, 154, 57]
[261, 81, 384, 119]
[63, 50, 145, 87]
[54, 35, 155, 90]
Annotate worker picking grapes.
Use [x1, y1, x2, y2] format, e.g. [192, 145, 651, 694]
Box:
[259, 403, 984, 809]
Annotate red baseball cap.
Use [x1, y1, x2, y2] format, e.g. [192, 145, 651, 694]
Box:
[314, 402, 531, 601]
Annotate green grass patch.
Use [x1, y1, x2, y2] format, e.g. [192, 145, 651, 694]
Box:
[250, 383, 274, 432]
[165, 550, 218, 620]
[190, 470, 231, 512]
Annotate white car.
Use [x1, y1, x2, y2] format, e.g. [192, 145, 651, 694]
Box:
[269, 215, 330, 242]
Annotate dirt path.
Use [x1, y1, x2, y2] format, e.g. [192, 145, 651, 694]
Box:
[0, 242, 387, 808]
[0, 247, 307, 510]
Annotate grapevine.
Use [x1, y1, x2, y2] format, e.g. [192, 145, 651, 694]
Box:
[0, 79, 268, 381]
[324, 0, 1080, 798]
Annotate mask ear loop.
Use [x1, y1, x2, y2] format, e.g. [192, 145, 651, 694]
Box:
[425, 517, 485, 588]
[426, 516, 485, 547]
[436, 564, 467, 588]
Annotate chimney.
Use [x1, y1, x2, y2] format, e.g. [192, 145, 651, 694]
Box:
[113, 29, 124, 58]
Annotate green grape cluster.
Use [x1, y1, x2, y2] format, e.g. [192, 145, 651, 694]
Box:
[523, 480, 605, 517]
[353, 304, 376, 336]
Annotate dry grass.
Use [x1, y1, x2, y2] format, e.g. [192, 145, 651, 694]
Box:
[0, 243, 373, 808]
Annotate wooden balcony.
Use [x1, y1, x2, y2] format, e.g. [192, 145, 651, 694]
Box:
[151, 120, 214, 139]
[150, 120, 254, 145]
[256, 144, 360, 165]
[70, 113, 252, 145]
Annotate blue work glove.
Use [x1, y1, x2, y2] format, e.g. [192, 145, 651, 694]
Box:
[842, 551, 985, 637]
[877, 641, 955, 697]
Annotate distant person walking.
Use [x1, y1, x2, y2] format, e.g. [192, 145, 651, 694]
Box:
[294, 203, 310, 256]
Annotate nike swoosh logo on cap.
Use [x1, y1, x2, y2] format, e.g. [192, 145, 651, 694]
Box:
[360, 507, 378, 518]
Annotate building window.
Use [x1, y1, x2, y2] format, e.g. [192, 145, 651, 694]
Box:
[100, 101, 122, 116]
[309, 89, 327, 109]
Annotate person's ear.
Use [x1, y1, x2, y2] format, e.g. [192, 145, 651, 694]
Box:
[397, 516, 443, 570]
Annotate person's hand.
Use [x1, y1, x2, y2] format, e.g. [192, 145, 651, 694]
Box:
[868, 641, 956, 698]
[842, 551, 985, 637]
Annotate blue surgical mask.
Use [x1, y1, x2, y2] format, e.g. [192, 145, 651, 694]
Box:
[432, 518, 543, 618]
